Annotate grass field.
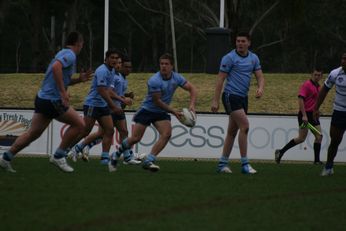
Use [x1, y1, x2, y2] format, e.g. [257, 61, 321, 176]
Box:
[1, 158, 346, 231]
[0, 73, 336, 114]
[0, 73, 342, 230]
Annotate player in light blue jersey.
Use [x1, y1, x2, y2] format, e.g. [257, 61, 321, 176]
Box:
[211, 31, 265, 174]
[0, 32, 93, 173]
[67, 49, 122, 165]
[70, 55, 139, 165]
[315, 53, 346, 176]
[109, 53, 197, 172]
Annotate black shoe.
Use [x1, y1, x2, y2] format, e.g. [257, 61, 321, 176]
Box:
[274, 149, 282, 164]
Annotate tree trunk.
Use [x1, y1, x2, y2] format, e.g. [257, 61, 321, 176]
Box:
[0, 0, 10, 34]
[62, 0, 80, 47]
[29, 1, 43, 72]
[16, 40, 21, 73]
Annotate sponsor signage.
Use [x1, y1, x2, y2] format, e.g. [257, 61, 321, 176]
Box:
[1, 109, 345, 162]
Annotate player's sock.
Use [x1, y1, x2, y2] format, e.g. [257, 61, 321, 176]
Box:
[325, 162, 333, 169]
[88, 138, 102, 149]
[3, 151, 14, 161]
[143, 153, 156, 164]
[75, 143, 85, 153]
[119, 138, 130, 153]
[217, 155, 229, 169]
[313, 142, 321, 162]
[54, 148, 67, 159]
[123, 149, 133, 161]
[240, 156, 249, 166]
[280, 139, 297, 154]
[100, 152, 109, 160]
[115, 151, 122, 159]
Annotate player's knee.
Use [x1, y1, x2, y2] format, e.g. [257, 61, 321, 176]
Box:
[330, 137, 342, 146]
[119, 129, 128, 138]
[80, 126, 92, 138]
[160, 131, 171, 141]
[132, 136, 142, 144]
[227, 128, 238, 138]
[103, 128, 114, 137]
[74, 120, 85, 134]
[295, 137, 305, 144]
[26, 126, 46, 140]
[26, 130, 42, 141]
[315, 134, 323, 143]
[239, 127, 249, 135]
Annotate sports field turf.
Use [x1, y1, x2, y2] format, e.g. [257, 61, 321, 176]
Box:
[1, 158, 346, 231]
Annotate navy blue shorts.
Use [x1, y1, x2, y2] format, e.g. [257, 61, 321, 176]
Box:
[331, 110, 346, 130]
[83, 105, 110, 119]
[111, 112, 126, 124]
[34, 95, 69, 119]
[133, 108, 171, 126]
[222, 93, 248, 114]
[298, 111, 320, 127]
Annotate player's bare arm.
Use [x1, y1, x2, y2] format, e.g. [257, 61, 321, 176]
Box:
[254, 69, 264, 98]
[98, 86, 122, 115]
[152, 91, 182, 119]
[52, 60, 69, 107]
[70, 68, 93, 85]
[211, 71, 227, 112]
[182, 81, 197, 112]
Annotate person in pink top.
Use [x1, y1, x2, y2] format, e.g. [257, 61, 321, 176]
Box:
[275, 69, 323, 164]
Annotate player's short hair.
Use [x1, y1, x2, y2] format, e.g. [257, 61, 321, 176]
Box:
[65, 31, 83, 46]
[236, 31, 251, 40]
[159, 53, 174, 65]
[105, 49, 122, 61]
[313, 67, 323, 73]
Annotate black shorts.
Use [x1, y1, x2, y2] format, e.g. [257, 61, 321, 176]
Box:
[34, 95, 69, 119]
[298, 111, 320, 127]
[133, 108, 171, 126]
[83, 105, 110, 119]
[222, 93, 248, 114]
[331, 110, 346, 130]
[111, 112, 126, 124]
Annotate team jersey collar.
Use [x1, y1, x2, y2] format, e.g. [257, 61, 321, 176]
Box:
[120, 73, 126, 79]
[235, 50, 249, 58]
[160, 71, 173, 81]
[104, 63, 113, 71]
[310, 79, 320, 87]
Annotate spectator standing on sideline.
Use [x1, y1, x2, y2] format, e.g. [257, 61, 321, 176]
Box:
[0, 31, 92, 173]
[275, 69, 323, 164]
[108, 53, 197, 172]
[315, 53, 346, 176]
[211, 31, 265, 174]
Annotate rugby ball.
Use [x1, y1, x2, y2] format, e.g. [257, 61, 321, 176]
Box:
[180, 108, 196, 127]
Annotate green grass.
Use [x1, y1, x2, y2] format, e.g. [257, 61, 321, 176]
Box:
[1, 158, 346, 231]
[0, 73, 336, 114]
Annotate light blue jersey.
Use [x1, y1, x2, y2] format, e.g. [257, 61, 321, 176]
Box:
[141, 71, 187, 113]
[37, 48, 76, 100]
[84, 64, 114, 107]
[220, 49, 261, 97]
[111, 72, 128, 107]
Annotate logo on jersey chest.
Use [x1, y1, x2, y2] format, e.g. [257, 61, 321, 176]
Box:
[337, 76, 344, 84]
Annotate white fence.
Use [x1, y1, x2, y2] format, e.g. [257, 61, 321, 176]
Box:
[1, 109, 345, 162]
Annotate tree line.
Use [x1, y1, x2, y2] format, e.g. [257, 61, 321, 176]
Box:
[0, 0, 345, 73]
